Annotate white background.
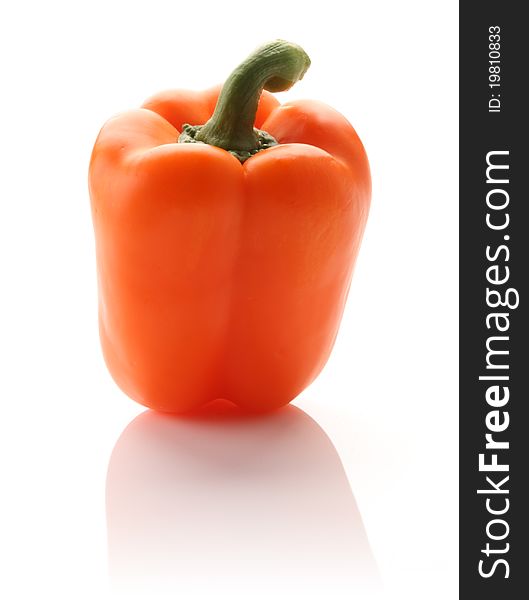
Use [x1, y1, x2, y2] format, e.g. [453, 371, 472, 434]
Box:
[0, 1, 458, 598]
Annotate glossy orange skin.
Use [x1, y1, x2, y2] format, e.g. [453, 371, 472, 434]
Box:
[89, 86, 371, 412]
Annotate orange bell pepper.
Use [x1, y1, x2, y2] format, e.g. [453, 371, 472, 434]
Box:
[89, 40, 371, 412]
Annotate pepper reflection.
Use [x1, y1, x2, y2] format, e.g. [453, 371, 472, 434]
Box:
[107, 401, 380, 598]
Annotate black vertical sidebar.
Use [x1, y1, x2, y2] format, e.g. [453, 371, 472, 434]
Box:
[460, 3, 527, 598]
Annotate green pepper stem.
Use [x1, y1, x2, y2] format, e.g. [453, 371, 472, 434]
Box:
[195, 40, 310, 154]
